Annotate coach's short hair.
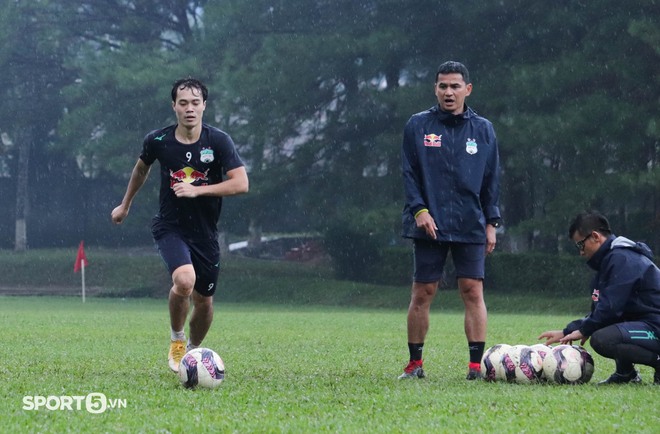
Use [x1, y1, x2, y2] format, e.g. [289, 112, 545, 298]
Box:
[568, 211, 612, 238]
[435, 61, 470, 84]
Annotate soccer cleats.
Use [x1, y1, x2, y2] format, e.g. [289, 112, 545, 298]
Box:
[465, 369, 482, 381]
[598, 370, 642, 385]
[168, 339, 187, 373]
[398, 360, 425, 379]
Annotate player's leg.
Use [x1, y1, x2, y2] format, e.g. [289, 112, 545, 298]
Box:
[186, 237, 221, 351]
[169, 264, 196, 333]
[399, 239, 446, 379]
[188, 291, 213, 349]
[454, 243, 487, 380]
[591, 322, 660, 384]
[155, 232, 195, 372]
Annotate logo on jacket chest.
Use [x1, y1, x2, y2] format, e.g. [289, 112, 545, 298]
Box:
[423, 134, 441, 147]
[466, 138, 478, 155]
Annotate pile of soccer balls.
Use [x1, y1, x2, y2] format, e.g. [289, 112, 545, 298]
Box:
[178, 347, 225, 389]
[481, 343, 594, 384]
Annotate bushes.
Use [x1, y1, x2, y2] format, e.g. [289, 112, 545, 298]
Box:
[323, 225, 381, 282]
[485, 253, 590, 295]
[326, 240, 592, 295]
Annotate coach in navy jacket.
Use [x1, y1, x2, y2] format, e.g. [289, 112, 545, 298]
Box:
[401, 105, 501, 242]
[566, 236, 660, 337]
[398, 61, 502, 382]
[540, 211, 660, 384]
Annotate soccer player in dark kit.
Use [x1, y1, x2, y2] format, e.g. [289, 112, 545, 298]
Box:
[111, 78, 249, 372]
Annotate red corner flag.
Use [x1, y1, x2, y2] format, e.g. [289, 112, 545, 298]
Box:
[74, 241, 88, 273]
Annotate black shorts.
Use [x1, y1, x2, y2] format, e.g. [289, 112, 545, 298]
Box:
[614, 322, 660, 353]
[154, 231, 220, 297]
[413, 239, 485, 283]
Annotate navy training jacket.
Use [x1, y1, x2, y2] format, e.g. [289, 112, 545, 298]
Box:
[564, 236, 660, 336]
[401, 105, 501, 243]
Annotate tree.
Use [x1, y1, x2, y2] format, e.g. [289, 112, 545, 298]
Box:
[0, 1, 75, 250]
[199, 0, 449, 243]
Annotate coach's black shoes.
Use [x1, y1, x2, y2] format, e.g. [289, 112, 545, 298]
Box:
[598, 370, 642, 385]
[654, 370, 659, 385]
[398, 360, 425, 379]
[466, 363, 482, 380]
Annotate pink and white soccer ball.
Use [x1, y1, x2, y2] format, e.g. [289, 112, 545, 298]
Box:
[481, 344, 511, 382]
[178, 347, 225, 389]
[529, 344, 552, 380]
[542, 344, 593, 384]
[572, 345, 595, 383]
[501, 345, 543, 384]
[529, 344, 552, 361]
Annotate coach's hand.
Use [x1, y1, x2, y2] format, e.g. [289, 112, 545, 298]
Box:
[538, 330, 564, 345]
[486, 224, 496, 255]
[415, 211, 438, 240]
[560, 330, 587, 346]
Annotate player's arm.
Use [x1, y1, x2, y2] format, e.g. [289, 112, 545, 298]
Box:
[172, 166, 249, 198]
[111, 159, 151, 224]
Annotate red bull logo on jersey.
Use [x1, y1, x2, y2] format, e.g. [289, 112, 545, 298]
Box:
[170, 167, 209, 187]
[424, 133, 441, 147]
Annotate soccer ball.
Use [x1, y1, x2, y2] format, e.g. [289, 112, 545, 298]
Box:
[572, 345, 595, 383]
[481, 344, 511, 382]
[542, 344, 592, 384]
[501, 345, 543, 384]
[529, 344, 552, 361]
[178, 348, 225, 389]
[529, 344, 552, 380]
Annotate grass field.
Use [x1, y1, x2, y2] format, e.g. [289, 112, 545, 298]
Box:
[2, 297, 658, 433]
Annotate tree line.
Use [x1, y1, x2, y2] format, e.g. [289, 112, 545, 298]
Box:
[0, 0, 658, 254]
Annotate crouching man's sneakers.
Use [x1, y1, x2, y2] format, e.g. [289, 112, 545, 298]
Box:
[168, 340, 187, 373]
[598, 370, 642, 385]
[398, 360, 425, 379]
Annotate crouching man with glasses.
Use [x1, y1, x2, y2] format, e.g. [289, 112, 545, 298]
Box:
[539, 211, 660, 385]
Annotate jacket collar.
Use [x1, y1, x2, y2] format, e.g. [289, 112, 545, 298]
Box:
[586, 235, 615, 271]
[431, 104, 473, 125]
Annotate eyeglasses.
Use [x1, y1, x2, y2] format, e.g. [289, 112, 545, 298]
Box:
[574, 234, 591, 251]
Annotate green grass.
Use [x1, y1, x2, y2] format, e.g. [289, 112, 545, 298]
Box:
[2, 297, 658, 433]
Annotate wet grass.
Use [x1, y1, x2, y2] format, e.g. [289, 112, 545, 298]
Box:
[1, 297, 658, 432]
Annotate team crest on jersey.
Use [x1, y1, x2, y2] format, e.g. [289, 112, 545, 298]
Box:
[591, 289, 600, 302]
[465, 138, 478, 155]
[424, 133, 441, 147]
[200, 147, 214, 163]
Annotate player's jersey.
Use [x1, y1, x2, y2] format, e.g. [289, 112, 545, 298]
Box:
[140, 124, 244, 240]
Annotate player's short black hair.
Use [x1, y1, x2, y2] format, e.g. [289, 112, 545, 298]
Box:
[171, 77, 208, 102]
[435, 61, 470, 84]
[568, 211, 612, 239]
